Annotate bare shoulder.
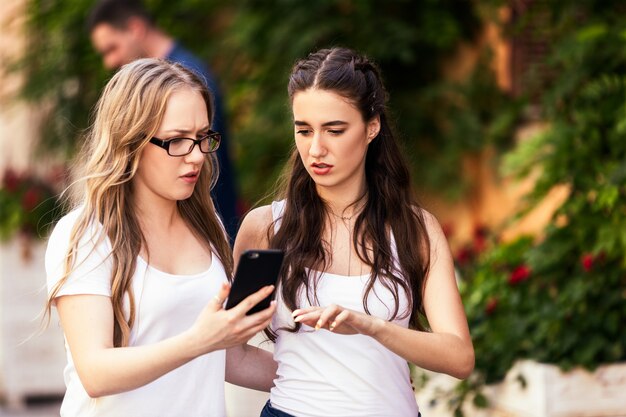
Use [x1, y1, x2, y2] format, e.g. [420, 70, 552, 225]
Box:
[413, 206, 442, 232]
[240, 205, 274, 234]
[234, 205, 274, 256]
[412, 206, 453, 269]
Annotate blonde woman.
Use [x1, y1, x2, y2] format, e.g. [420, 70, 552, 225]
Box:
[45, 58, 276, 417]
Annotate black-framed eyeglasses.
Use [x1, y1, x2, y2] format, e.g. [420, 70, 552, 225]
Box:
[149, 131, 221, 156]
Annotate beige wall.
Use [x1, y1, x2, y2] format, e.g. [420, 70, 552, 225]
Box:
[422, 129, 569, 252]
[0, 0, 38, 173]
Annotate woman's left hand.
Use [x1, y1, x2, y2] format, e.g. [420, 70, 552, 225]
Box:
[292, 304, 383, 336]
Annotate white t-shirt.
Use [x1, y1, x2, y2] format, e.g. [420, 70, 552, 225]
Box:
[269, 200, 420, 417]
[45, 208, 229, 417]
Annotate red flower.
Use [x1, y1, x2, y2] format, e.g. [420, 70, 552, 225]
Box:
[3, 169, 21, 193]
[471, 225, 489, 253]
[455, 247, 474, 266]
[581, 253, 594, 272]
[473, 225, 488, 239]
[473, 234, 487, 253]
[485, 297, 498, 315]
[21, 186, 41, 211]
[508, 265, 531, 285]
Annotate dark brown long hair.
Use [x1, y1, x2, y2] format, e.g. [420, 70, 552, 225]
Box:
[269, 47, 431, 338]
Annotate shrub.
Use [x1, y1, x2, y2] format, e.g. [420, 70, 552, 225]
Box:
[450, 2, 626, 414]
[0, 168, 64, 240]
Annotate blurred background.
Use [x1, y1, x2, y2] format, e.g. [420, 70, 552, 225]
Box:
[1, 0, 625, 416]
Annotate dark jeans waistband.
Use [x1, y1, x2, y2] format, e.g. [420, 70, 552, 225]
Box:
[259, 400, 422, 417]
[260, 400, 296, 417]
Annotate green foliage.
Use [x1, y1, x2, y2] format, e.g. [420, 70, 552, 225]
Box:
[14, 0, 108, 157]
[10, 0, 225, 158]
[452, 1, 626, 414]
[413, 53, 524, 198]
[217, 0, 522, 201]
[10, 0, 522, 205]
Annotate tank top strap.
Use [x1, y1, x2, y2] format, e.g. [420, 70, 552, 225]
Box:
[270, 200, 287, 235]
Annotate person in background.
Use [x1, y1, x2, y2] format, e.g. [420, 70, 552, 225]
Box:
[234, 47, 475, 417]
[87, 0, 239, 241]
[44, 58, 276, 417]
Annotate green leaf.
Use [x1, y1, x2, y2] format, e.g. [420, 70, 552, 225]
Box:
[473, 393, 489, 408]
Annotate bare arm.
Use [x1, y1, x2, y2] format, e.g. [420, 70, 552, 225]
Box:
[56, 281, 276, 397]
[224, 205, 277, 391]
[225, 343, 276, 392]
[293, 211, 475, 379]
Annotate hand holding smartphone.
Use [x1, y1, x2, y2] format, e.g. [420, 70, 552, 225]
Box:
[225, 249, 284, 315]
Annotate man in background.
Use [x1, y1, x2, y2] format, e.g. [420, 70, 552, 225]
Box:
[87, 0, 240, 241]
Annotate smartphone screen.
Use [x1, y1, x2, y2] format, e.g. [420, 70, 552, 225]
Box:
[225, 249, 284, 315]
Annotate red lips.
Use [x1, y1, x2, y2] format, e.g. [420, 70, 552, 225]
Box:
[311, 162, 333, 175]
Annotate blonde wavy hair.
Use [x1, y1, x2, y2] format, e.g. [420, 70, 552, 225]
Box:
[45, 58, 234, 347]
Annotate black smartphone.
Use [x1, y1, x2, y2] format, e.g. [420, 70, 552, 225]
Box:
[225, 249, 284, 315]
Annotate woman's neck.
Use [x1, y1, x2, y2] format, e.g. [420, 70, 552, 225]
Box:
[319, 190, 367, 219]
[316, 177, 367, 218]
[133, 193, 180, 232]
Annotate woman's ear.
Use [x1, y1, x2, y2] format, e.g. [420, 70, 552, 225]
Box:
[366, 115, 381, 143]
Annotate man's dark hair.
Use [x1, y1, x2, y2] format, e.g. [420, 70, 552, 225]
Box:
[87, 0, 154, 32]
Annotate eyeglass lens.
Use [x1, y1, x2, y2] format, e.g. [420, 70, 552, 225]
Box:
[168, 136, 219, 156]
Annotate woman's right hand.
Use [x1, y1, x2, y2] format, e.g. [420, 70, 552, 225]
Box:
[187, 283, 276, 355]
[55, 283, 275, 398]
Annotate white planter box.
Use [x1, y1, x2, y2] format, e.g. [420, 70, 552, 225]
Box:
[0, 238, 66, 407]
[414, 360, 626, 417]
[489, 359, 626, 417]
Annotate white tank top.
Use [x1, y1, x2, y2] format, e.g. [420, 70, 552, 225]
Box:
[269, 200, 419, 417]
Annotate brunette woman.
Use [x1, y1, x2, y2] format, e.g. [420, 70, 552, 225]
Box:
[235, 47, 474, 417]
